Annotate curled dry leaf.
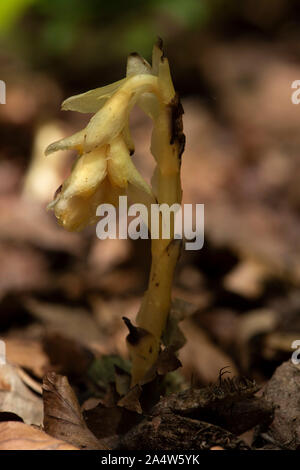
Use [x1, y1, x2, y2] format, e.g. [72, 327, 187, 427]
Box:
[43, 372, 107, 449]
[0, 421, 78, 450]
[0, 364, 43, 425]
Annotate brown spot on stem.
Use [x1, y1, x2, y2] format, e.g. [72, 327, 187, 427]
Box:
[168, 93, 185, 160]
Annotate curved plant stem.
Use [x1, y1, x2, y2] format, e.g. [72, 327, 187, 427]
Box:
[127, 44, 185, 385]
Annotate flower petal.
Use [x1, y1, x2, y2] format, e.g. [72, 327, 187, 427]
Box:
[107, 136, 130, 188]
[126, 52, 159, 120]
[61, 78, 127, 113]
[45, 129, 85, 156]
[83, 90, 134, 152]
[48, 146, 110, 231]
[107, 136, 155, 206]
[62, 146, 108, 198]
[51, 183, 106, 231]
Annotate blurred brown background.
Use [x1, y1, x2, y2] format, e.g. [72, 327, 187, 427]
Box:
[1, 0, 300, 389]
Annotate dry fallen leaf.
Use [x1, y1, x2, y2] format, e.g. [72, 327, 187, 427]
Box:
[43, 332, 93, 377]
[0, 364, 43, 425]
[235, 309, 278, 370]
[0, 243, 49, 301]
[26, 298, 103, 346]
[0, 421, 78, 450]
[223, 258, 271, 298]
[22, 122, 69, 204]
[117, 385, 143, 414]
[4, 337, 49, 378]
[43, 372, 107, 449]
[0, 195, 83, 254]
[179, 320, 238, 384]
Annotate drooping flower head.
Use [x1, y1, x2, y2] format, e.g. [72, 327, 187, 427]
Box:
[45, 41, 178, 231]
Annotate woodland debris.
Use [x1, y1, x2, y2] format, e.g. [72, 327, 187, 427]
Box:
[179, 319, 238, 383]
[4, 337, 49, 378]
[260, 361, 300, 450]
[152, 376, 273, 436]
[0, 364, 43, 425]
[119, 411, 250, 450]
[43, 372, 106, 450]
[0, 421, 78, 450]
[43, 332, 94, 378]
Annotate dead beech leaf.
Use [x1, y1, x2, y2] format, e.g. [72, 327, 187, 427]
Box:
[26, 298, 103, 345]
[179, 320, 238, 384]
[235, 309, 278, 370]
[0, 243, 48, 300]
[5, 337, 49, 378]
[84, 403, 140, 440]
[263, 331, 299, 359]
[0, 195, 82, 255]
[16, 367, 42, 395]
[0, 421, 78, 450]
[43, 372, 107, 449]
[43, 332, 94, 377]
[88, 238, 131, 274]
[223, 258, 271, 298]
[117, 385, 142, 414]
[0, 364, 43, 425]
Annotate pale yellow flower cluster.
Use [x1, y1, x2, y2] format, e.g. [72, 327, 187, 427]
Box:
[45, 48, 172, 231]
